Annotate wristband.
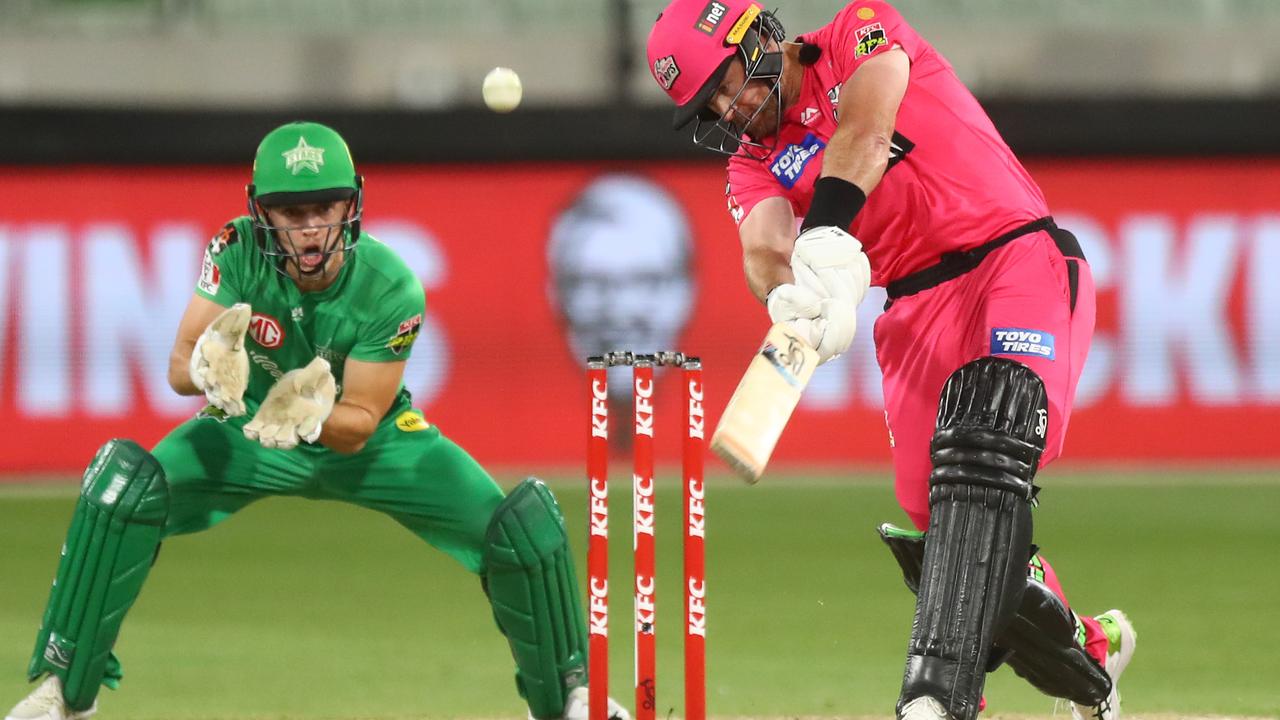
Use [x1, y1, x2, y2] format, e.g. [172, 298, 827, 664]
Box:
[800, 176, 867, 232]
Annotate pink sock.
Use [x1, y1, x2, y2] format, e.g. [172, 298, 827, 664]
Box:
[1033, 556, 1109, 666]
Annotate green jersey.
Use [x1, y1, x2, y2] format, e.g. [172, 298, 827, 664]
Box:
[195, 217, 424, 421]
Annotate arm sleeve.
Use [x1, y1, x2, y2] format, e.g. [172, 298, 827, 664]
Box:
[822, 1, 924, 81]
[193, 222, 245, 307]
[349, 278, 427, 363]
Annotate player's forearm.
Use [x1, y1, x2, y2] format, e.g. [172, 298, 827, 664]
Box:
[820, 126, 892, 196]
[743, 245, 794, 304]
[740, 198, 801, 303]
[317, 401, 379, 454]
[168, 341, 202, 396]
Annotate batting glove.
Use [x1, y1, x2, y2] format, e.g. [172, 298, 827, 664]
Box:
[766, 282, 826, 351]
[788, 226, 871, 363]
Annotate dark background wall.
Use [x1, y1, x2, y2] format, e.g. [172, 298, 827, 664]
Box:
[4, 97, 1278, 165]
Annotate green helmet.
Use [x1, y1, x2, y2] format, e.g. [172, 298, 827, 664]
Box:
[250, 121, 360, 205]
[246, 121, 364, 277]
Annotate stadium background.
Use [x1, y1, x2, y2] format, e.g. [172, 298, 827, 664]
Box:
[1, 1, 1278, 718]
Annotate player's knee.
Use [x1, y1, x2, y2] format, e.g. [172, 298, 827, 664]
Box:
[82, 439, 170, 525]
[930, 357, 1049, 499]
[483, 477, 569, 570]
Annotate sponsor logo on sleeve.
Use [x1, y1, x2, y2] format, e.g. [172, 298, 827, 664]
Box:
[725, 180, 745, 224]
[727, 193, 745, 224]
[653, 55, 680, 91]
[394, 410, 431, 433]
[854, 22, 888, 58]
[769, 133, 826, 189]
[209, 223, 239, 256]
[249, 312, 285, 349]
[826, 83, 843, 119]
[198, 247, 221, 295]
[693, 1, 728, 34]
[991, 328, 1056, 360]
[386, 313, 423, 355]
[800, 107, 820, 126]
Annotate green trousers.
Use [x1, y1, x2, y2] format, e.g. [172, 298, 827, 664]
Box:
[154, 408, 505, 574]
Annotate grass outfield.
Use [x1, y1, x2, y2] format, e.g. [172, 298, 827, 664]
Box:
[1, 471, 1278, 720]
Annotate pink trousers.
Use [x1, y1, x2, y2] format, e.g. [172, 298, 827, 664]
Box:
[874, 229, 1107, 665]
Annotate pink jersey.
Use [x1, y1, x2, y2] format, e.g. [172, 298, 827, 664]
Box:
[725, 0, 1049, 286]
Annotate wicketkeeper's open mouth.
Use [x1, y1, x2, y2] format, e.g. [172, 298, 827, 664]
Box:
[299, 243, 326, 270]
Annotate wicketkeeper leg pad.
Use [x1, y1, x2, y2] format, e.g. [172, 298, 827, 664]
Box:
[27, 439, 169, 712]
[483, 478, 589, 719]
[879, 526, 1110, 706]
[897, 358, 1047, 720]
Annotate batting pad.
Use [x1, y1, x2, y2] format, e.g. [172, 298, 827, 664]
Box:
[483, 478, 589, 720]
[27, 439, 169, 712]
[878, 524, 1110, 706]
[898, 358, 1046, 720]
[998, 577, 1111, 705]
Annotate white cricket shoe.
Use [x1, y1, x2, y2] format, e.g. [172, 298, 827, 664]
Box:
[5, 675, 96, 720]
[534, 686, 630, 720]
[899, 695, 949, 720]
[1071, 609, 1137, 720]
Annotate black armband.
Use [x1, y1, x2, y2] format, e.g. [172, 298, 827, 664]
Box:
[800, 176, 867, 232]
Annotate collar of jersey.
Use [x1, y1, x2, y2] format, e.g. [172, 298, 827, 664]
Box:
[285, 248, 357, 302]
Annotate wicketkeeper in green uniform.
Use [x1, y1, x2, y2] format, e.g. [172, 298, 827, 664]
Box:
[5, 121, 627, 720]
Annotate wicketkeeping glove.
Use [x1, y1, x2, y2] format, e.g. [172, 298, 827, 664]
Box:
[788, 226, 872, 364]
[189, 303, 252, 416]
[244, 357, 337, 450]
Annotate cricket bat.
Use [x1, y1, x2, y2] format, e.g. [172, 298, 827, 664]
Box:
[711, 322, 819, 483]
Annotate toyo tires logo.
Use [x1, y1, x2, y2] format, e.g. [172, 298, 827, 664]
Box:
[770, 133, 826, 189]
[249, 312, 284, 349]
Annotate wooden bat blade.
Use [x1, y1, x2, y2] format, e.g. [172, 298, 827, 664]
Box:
[710, 322, 819, 483]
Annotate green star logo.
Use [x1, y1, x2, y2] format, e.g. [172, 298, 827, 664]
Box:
[282, 136, 325, 175]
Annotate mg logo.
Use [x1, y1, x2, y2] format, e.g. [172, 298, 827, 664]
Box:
[249, 312, 284, 349]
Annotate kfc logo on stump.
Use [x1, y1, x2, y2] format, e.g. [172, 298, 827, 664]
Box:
[249, 312, 284, 349]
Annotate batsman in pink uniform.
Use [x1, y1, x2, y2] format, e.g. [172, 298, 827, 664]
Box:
[647, 2, 1135, 719]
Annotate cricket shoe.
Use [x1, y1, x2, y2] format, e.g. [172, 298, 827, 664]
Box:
[5, 675, 96, 720]
[899, 696, 949, 720]
[542, 686, 630, 720]
[555, 681, 629, 717]
[1070, 609, 1137, 720]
